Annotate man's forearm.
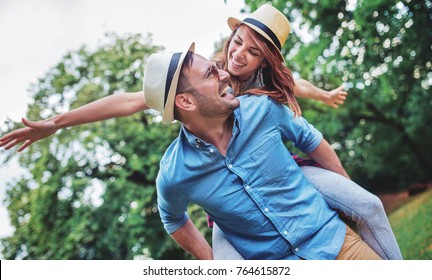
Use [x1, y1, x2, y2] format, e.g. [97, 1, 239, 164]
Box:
[49, 91, 148, 129]
[171, 219, 213, 260]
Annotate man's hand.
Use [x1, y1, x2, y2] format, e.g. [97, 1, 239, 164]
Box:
[324, 84, 348, 108]
[0, 118, 58, 152]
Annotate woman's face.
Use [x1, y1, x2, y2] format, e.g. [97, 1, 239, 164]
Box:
[227, 25, 266, 81]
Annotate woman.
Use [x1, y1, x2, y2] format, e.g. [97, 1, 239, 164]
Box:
[211, 4, 402, 260]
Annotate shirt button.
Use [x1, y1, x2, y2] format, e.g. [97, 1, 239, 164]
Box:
[209, 149, 214, 153]
[264, 208, 269, 212]
[228, 164, 233, 169]
[283, 231, 288, 235]
[246, 185, 250, 190]
[295, 248, 299, 252]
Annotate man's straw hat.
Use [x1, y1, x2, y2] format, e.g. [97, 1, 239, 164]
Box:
[143, 43, 195, 123]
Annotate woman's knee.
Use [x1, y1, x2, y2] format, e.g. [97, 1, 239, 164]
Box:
[364, 193, 386, 215]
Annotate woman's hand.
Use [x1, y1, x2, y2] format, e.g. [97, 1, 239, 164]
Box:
[0, 118, 58, 152]
[324, 84, 348, 108]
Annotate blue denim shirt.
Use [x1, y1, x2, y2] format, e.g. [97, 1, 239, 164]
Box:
[157, 95, 346, 260]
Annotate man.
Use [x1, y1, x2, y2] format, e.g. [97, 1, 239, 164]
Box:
[143, 43, 381, 260]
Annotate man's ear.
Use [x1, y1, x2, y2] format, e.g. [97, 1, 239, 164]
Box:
[175, 93, 196, 112]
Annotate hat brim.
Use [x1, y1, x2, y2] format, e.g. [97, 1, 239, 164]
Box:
[162, 43, 195, 123]
[227, 17, 284, 61]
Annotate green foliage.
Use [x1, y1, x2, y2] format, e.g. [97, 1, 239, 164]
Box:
[0, 33, 210, 259]
[246, 0, 432, 192]
[389, 189, 432, 259]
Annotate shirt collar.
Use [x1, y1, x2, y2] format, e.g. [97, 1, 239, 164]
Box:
[180, 125, 208, 148]
[180, 112, 242, 148]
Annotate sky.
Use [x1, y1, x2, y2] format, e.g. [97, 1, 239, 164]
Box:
[0, 0, 246, 247]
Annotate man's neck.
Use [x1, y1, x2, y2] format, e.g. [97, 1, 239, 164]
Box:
[184, 115, 234, 157]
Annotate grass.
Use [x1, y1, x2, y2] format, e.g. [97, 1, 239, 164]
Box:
[388, 188, 432, 260]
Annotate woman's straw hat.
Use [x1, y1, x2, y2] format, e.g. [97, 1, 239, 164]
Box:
[228, 4, 290, 59]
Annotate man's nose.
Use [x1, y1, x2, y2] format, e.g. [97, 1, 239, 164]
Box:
[217, 68, 230, 82]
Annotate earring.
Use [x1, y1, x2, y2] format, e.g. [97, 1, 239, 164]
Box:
[257, 66, 265, 87]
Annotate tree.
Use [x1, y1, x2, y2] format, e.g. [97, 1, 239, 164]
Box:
[246, 0, 432, 192]
[0, 33, 209, 259]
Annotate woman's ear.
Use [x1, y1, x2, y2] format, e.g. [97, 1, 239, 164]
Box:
[175, 93, 196, 112]
[261, 62, 267, 68]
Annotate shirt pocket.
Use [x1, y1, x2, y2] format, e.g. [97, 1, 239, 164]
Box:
[249, 136, 291, 184]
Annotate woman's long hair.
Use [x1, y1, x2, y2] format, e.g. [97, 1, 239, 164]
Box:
[219, 25, 301, 116]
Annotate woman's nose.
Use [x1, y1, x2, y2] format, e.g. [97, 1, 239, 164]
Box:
[233, 45, 247, 60]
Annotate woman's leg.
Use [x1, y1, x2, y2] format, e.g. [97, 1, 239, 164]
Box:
[212, 223, 244, 260]
[301, 166, 403, 260]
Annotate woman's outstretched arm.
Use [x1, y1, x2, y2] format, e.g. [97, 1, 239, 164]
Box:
[0, 91, 148, 152]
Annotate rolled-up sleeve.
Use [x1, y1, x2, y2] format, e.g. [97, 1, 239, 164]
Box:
[156, 171, 189, 234]
[268, 99, 323, 153]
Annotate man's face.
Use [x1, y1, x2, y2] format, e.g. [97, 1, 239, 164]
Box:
[184, 54, 240, 118]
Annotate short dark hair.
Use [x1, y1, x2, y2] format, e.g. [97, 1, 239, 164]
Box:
[174, 51, 195, 121]
[176, 51, 195, 94]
